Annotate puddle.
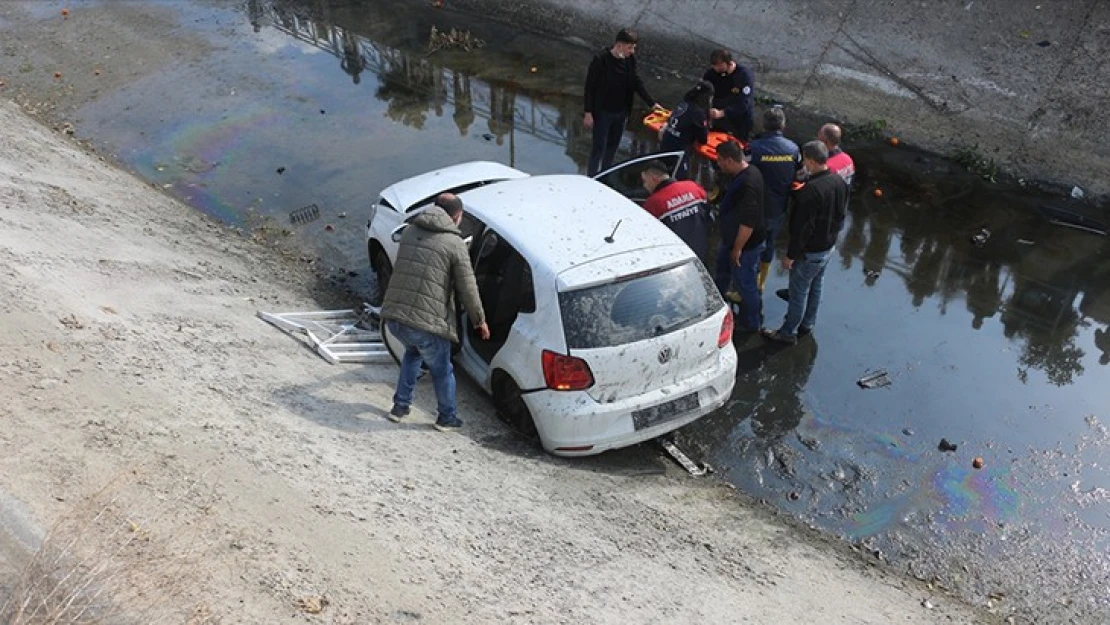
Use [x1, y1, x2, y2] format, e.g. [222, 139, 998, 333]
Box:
[14, 0, 1108, 620]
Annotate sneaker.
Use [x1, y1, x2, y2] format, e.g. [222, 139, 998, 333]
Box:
[775, 288, 790, 302]
[387, 405, 410, 423]
[433, 418, 463, 432]
[760, 328, 797, 345]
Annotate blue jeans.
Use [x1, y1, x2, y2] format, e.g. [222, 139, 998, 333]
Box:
[387, 321, 458, 424]
[587, 111, 627, 176]
[761, 213, 785, 264]
[779, 248, 833, 336]
[714, 241, 765, 330]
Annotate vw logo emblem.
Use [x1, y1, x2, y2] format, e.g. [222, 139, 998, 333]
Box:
[658, 347, 673, 364]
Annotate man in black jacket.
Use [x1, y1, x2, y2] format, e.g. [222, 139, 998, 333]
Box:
[583, 28, 660, 176]
[762, 141, 848, 345]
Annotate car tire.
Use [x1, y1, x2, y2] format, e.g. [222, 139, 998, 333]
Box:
[373, 248, 393, 302]
[493, 373, 537, 440]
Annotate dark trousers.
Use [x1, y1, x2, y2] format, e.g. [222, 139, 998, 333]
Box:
[587, 111, 627, 176]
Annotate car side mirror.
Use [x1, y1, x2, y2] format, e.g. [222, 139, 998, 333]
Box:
[390, 224, 408, 243]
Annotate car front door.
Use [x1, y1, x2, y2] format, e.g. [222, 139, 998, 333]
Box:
[456, 229, 536, 386]
[591, 151, 686, 204]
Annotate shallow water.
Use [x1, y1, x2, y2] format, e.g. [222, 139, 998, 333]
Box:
[48, 0, 1110, 620]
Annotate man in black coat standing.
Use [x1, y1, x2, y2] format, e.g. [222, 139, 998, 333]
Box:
[583, 28, 660, 176]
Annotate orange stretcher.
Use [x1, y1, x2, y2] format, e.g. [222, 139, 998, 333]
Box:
[643, 108, 746, 161]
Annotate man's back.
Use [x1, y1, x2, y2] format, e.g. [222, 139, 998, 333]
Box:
[381, 209, 481, 343]
[749, 131, 800, 219]
[643, 179, 710, 260]
[787, 170, 849, 259]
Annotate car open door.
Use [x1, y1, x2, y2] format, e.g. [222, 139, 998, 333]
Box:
[591, 151, 687, 204]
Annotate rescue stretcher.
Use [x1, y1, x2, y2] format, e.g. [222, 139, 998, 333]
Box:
[642, 108, 744, 162]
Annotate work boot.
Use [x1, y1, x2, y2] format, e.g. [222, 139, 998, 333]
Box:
[757, 261, 771, 292]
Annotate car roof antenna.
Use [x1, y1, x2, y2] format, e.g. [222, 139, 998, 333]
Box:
[604, 219, 622, 244]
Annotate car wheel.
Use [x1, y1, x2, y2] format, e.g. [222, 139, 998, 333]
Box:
[493, 373, 537, 439]
[374, 248, 393, 300]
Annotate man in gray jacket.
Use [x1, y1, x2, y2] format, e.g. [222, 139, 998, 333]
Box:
[381, 193, 489, 431]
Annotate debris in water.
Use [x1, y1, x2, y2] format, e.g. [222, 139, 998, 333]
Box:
[276, 166, 286, 175]
[857, 369, 891, 389]
[338, 211, 347, 219]
[658, 437, 710, 476]
[865, 269, 881, 280]
[1037, 40, 1051, 47]
[938, 438, 958, 452]
[481, 133, 494, 141]
[61, 8, 70, 17]
[1036, 204, 1107, 236]
[54, 71, 62, 79]
[1017, 239, 1034, 245]
[971, 228, 990, 247]
[787, 491, 800, 501]
[289, 203, 320, 225]
[873, 188, 884, 198]
[902, 428, 914, 436]
[427, 26, 485, 55]
[921, 598, 934, 609]
[1071, 186, 1085, 199]
[324, 223, 334, 231]
[973, 457, 984, 469]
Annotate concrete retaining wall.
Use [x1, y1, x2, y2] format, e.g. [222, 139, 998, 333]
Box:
[438, 0, 1109, 203]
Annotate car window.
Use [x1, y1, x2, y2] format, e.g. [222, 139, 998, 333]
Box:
[405, 179, 507, 213]
[593, 153, 682, 202]
[558, 260, 721, 349]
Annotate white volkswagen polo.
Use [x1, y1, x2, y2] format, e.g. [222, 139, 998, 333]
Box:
[366, 154, 737, 456]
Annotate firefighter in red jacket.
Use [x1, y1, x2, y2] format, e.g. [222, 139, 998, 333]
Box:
[640, 160, 711, 261]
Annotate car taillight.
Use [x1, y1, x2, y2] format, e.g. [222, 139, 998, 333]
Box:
[718, 312, 733, 348]
[542, 350, 594, 391]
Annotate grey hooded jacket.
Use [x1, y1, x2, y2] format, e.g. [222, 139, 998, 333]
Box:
[380, 208, 485, 343]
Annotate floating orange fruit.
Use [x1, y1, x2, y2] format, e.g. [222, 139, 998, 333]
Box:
[889, 137, 900, 146]
[972, 457, 984, 469]
[54, 71, 62, 79]
[873, 188, 884, 198]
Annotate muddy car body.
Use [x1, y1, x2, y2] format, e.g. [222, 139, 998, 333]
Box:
[366, 156, 737, 456]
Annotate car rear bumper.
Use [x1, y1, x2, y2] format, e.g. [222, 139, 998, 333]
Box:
[526, 346, 738, 457]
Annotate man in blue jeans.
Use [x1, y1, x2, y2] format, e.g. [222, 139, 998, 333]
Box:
[762, 141, 848, 345]
[713, 141, 765, 332]
[583, 28, 660, 176]
[380, 194, 489, 430]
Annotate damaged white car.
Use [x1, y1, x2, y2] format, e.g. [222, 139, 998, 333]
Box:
[366, 155, 737, 456]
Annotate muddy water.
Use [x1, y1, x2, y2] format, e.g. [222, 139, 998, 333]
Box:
[54, 0, 1110, 621]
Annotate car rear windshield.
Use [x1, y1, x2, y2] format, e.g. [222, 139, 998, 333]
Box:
[558, 260, 723, 349]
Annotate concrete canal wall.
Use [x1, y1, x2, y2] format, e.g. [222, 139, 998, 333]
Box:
[437, 0, 1110, 203]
